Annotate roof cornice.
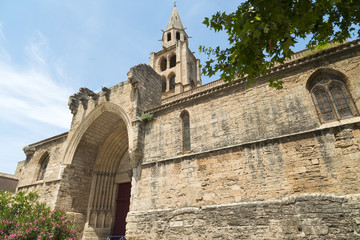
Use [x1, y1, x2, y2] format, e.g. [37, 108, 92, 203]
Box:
[145, 39, 360, 114]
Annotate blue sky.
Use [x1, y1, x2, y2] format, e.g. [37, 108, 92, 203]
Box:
[0, 0, 243, 174]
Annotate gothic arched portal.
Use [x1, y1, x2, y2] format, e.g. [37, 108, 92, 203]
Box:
[59, 103, 133, 238]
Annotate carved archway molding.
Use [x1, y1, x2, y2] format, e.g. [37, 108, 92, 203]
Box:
[62, 102, 134, 166]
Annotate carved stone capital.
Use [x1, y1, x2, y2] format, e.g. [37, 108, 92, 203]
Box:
[23, 145, 35, 156]
[79, 97, 88, 110]
[68, 87, 99, 115]
[68, 94, 79, 114]
[102, 87, 111, 101]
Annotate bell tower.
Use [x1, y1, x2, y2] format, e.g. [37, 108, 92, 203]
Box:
[150, 4, 201, 98]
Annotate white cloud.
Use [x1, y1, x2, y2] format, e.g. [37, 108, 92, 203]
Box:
[26, 31, 48, 66]
[0, 22, 6, 41]
[0, 22, 11, 63]
[0, 65, 72, 129]
[0, 30, 73, 130]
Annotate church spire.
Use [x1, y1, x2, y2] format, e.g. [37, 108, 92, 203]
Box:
[166, 4, 184, 30]
[149, 4, 202, 95]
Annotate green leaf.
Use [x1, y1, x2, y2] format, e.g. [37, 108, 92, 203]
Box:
[199, 0, 359, 89]
[264, 25, 270, 33]
[203, 17, 209, 26]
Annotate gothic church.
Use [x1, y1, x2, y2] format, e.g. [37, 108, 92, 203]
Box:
[15, 5, 360, 240]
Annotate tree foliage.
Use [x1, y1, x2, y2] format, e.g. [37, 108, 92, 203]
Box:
[0, 191, 79, 240]
[200, 0, 360, 89]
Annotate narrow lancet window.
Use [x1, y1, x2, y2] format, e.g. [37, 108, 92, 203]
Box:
[38, 153, 49, 180]
[160, 58, 167, 72]
[176, 32, 180, 40]
[169, 74, 176, 90]
[181, 111, 191, 151]
[170, 54, 176, 68]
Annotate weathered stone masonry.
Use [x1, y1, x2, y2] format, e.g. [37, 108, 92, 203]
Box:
[127, 194, 360, 240]
[126, 41, 360, 239]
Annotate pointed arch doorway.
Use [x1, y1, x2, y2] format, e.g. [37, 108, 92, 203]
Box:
[65, 104, 134, 239]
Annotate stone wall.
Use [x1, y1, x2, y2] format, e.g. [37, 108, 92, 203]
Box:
[67, 64, 161, 132]
[142, 50, 360, 164]
[128, 43, 360, 239]
[15, 133, 67, 208]
[132, 123, 360, 212]
[0, 173, 18, 191]
[127, 194, 360, 240]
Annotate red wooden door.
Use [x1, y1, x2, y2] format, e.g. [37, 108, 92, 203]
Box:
[113, 182, 131, 236]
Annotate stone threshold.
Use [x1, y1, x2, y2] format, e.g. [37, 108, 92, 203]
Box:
[142, 117, 360, 167]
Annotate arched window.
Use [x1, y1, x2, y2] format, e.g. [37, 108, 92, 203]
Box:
[160, 57, 167, 72]
[38, 153, 49, 180]
[176, 31, 180, 40]
[162, 76, 167, 92]
[181, 111, 191, 152]
[169, 74, 176, 90]
[308, 70, 358, 123]
[167, 33, 171, 42]
[170, 54, 176, 68]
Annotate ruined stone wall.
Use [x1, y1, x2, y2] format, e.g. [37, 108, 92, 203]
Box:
[130, 64, 162, 113]
[127, 194, 360, 240]
[67, 64, 161, 133]
[15, 133, 68, 208]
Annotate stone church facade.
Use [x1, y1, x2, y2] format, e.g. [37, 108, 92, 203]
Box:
[15, 5, 360, 240]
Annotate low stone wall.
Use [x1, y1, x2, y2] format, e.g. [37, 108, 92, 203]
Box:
[126, 194, 360, 240]
[0, 173, 18, 191]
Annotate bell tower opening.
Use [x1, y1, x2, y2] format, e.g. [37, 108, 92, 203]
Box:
[170, 54, 176, 68]
[167, 32, 171, 42]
